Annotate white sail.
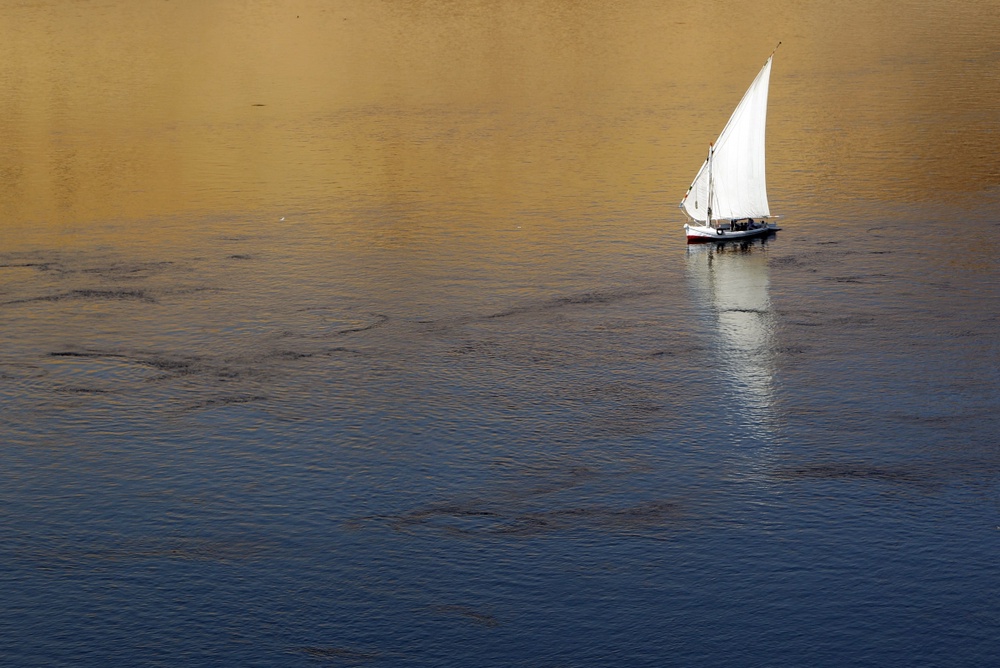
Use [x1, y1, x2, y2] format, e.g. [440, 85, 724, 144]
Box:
[681, 56, 773, 223]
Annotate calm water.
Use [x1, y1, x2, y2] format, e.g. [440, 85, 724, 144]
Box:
[2, 1, 999, 666]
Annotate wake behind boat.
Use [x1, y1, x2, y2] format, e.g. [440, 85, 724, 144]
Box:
[681, 44, 782, 243]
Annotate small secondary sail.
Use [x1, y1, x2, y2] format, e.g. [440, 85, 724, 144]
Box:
[681, 55, 773, 223]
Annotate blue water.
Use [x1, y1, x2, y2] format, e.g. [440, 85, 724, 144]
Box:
[3, 199, 998, 666]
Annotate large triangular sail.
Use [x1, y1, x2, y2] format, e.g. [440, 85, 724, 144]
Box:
[681, 54, 774, 223]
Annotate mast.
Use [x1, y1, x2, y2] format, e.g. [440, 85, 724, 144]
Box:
[706, 143, 714, 228]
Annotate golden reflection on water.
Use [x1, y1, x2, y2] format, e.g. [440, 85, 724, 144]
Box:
[1, 0, 998, 249]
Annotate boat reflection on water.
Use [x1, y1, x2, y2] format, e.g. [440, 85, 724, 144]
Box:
[686, 237, 778, 442]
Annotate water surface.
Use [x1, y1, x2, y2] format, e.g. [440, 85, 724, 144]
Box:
[2, 1, 999, 666]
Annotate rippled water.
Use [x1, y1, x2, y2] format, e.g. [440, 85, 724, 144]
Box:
[2, 1, 999, 666]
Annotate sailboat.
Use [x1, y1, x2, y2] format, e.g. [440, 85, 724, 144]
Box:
[681, 44, 782, 242]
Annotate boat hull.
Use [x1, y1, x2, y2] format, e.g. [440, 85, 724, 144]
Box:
[684, 223, 780, 243]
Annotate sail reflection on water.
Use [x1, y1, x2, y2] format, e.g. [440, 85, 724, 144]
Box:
[686, 239, 778, 440]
